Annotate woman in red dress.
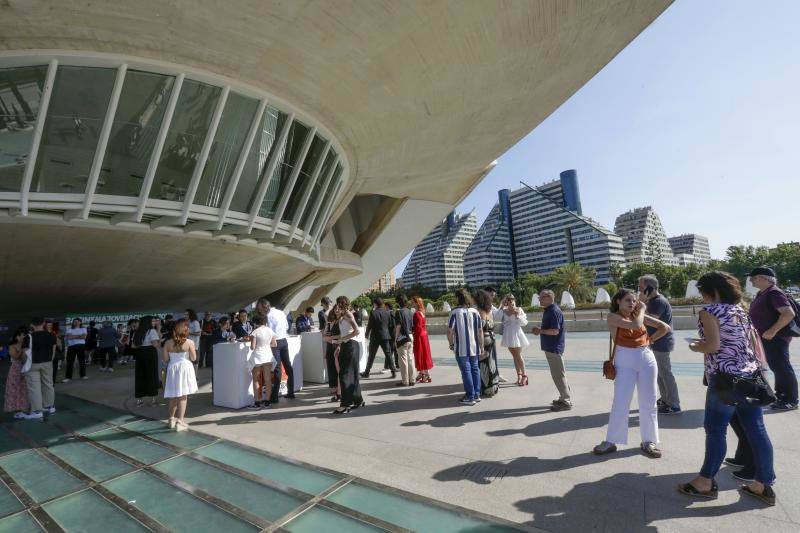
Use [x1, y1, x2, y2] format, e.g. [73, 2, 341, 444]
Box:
[412, 297, 434, 383]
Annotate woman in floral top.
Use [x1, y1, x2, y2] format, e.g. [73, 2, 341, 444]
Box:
[678, 272, 776, 506]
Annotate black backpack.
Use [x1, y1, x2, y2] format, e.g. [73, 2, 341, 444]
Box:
[779, 294, 800, 337]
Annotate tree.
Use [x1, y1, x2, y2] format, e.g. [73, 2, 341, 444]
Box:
[669, 271, 689, 299]
[769, 242, 800, 285]
[723, 245, 770, 280]
[550, 263, 596, 303]
[608, 262, 625, 284]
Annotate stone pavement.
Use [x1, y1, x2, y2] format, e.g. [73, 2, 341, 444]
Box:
[52, 333, 800, 532]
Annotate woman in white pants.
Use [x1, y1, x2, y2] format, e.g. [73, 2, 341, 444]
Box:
[594, 289, 671, 458]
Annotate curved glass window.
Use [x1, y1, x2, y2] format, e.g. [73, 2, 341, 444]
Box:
[97, 70, 175, 197]
[195, 93, 258, 208]
[298, 149, 336, 231]
[309, 163, 343, 235]
[282, 134, 326, 223]
[31, 66, 116, 194]
[0, 66, 47, 193]
[149, 80, 221, 202]
[258, 120, 310, 219]
[228, 106, 285, 214]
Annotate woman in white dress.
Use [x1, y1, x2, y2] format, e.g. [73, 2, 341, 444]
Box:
[162, 319, 198, 431]
[249, 315, 277, 409]
[498, 293, 530, 386]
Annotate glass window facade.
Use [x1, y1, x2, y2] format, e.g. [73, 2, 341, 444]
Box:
[97, 70, 175, 197]
[195, 93, 258, 208]
[258, 120, 310, 219]
[31, 66, 116, 194]
[149, 80, 221, 202]
[0, 66, 47, 193]
[0, 62, 346, 248]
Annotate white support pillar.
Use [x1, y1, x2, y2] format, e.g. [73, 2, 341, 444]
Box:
[287, 142, 330, 242]
[215, 98, 267, 230]
[245, 113, 295, 233]
[132, 73, 185, 222]
[269, 126, 316, 238]
[291, 151, 337, 244]
[177, 85, 229, 225]
[79, 63, 128, 219]
[19, 59, 58, 216]
[307, 179, 343, 249]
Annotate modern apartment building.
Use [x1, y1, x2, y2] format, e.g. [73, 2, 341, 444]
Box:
[614, 206, 678, 266]
[401, 211, 478, 291]
[668, 234, 711, 265]
[464, 170, 625, 286]
[368, 269, 396, 293]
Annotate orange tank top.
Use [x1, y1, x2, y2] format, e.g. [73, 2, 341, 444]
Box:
[615, 325, 650, 348]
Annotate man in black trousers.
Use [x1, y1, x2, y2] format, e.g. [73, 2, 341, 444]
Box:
[361, 297, 396, 378]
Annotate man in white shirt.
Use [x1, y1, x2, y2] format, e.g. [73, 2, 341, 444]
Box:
[265, 300, 295, 402]
[64, 317, 88, 382]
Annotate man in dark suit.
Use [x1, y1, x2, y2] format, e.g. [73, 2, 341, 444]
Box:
[361, 297, 396, 378]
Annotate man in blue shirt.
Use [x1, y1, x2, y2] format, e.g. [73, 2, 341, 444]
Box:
[639, 275, 680, 414]
[532, 289, 571, 411]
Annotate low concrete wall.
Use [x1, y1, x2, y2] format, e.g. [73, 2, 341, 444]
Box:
[424, 314, 697, 335]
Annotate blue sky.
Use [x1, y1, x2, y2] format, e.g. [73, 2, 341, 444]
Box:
[395, 0, 800, 275]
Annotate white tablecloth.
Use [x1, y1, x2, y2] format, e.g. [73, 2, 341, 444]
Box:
[301, 327, 366, 384]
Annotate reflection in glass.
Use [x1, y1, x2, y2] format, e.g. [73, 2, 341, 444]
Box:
[282, 134, 326, 223]
[228, 107, 286, 214]
[0, 66, 47, 193]
[149, 80, 221, 202]
[97, 71, 175, 197]
[194, 93, 258, 208]
[31, 66, 116, 194]
[299, 150, 336, 231]
[258, 121, 310, 219]
[310, 163, 343, 235]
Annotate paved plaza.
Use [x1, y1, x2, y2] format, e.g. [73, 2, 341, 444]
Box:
[4, 332, 800, 532]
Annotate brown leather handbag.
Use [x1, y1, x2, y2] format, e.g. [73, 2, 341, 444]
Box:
[603, 329, 617, 380]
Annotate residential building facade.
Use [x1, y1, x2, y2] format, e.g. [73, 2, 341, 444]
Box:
[463, 190, 516, 287]
[614, 206, 678, 266]
[669, 234, 711, 265]
[368, 269, 396, 293]
[401, 211, 478, 291]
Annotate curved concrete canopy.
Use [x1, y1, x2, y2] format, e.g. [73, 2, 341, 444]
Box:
[0, 1, 672, 316]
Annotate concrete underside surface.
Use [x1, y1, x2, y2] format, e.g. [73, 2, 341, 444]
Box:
[55, 335, 800, 533]
[0, 221, 361, 318]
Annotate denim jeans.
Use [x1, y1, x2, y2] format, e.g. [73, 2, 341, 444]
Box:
[700, 381, 775, 485]
[456, 355, 480, 400]
[763, 337, 797, 404]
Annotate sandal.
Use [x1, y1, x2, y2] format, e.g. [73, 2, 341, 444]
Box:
[520, 374, 529, 386]
[592, 441, 617, 455]
[424, 375, 431, 383]
[640, 442, 662, 459]
[677, 480, 718, 499]
[740, 484, 776, 506]
[332, 407, 351, 415]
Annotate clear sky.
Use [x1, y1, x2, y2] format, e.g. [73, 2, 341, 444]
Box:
[395, 0, 800, 276]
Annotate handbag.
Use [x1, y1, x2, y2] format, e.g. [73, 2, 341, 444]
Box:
[20, 334, 33, 374]
[602, 330, 616, 380]
[712, 371, 776, 406]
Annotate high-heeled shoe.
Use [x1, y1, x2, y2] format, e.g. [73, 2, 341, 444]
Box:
[332, 407, 351, 415]
[516, 372, 523, 386]
[424, 375, 431, 383]
[415, 373, 424, 383]
[520, 374, 529, 386]
[351, 401, 366, 409]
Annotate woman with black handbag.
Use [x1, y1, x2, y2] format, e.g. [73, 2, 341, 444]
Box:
[678, 271, 776, 506]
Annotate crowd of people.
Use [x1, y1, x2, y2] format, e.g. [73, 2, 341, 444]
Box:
[3, 266, 795, 506]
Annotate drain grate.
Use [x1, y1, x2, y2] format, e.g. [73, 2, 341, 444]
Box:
[460, 462, 508, 483]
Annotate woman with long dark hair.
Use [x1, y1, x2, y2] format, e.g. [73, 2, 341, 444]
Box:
[162, 319, 198, 430]
[411, 296, 434, 383]
[594, 289, 670, 458]
[4, 327, 30, 418]
[475, 290, 500, 398]
[132, 316, 161, 407]
[678, 272, 776, 505]
[332, 296, 364, 414]
[322, 307, 341, 402]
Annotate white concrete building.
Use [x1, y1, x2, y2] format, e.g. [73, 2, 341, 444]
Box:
[614, 206, 678, 266]
[0, 1, 670, 318]
[669, 234, 711, 265]
[402, 212, 477, 292]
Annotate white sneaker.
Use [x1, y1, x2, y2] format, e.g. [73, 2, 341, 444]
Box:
[379, 369, 389, 374]
[498, 375, 508, 383]
[45, 406, 56, 414]
[81, 376, 89, 380]
[13, 412, 25, 419]
[61, 378, 71, 383]
[20, 411, 44, 420]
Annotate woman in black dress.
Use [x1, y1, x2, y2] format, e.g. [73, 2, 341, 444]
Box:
[475, 290, 500, 398]
[332, 296, 363, 414]
[132, 316, 162, 406]
[322, 308, 341, 402]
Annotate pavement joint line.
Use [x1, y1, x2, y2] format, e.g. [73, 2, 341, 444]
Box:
[262, 476, 357, 533]
[316, 499, 413, 533]
[92, 484, 172, 533]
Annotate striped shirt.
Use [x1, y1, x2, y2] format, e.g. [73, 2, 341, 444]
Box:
[448, 306, 483, 357]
